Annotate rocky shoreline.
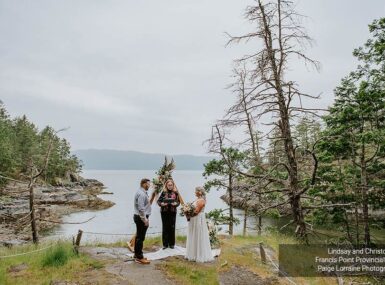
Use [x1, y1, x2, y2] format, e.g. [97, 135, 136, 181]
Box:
[219, 183, 262, 212]
[220, 185, 291, 215]
[0, 177, 115, 245]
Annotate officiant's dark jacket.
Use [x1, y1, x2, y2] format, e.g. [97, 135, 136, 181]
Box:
[157, 190, 180, 212]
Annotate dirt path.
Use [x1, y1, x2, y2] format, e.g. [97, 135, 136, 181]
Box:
[80, 247, 174, 285]
[78, 242, 292, 285]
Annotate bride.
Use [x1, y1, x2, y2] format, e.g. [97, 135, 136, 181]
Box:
[185, 186, 214, 263]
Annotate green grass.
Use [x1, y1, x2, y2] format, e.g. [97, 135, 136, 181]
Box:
[158, 233, 288, 285]
[159, 233, 343, 285]
[41, 243, 75, 267]
[2, 231, 384, 285]
[0, 240, 106, 285]
[161, 259, 219, 285]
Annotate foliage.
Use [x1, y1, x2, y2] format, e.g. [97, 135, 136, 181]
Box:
[207, 220, 220, 248]
[206, 208, 240, 227]
[205, 10, 385, 243]
[203, 147, 247, 192]
[203, 148, 246, 235]
[315, 17, 385, 245]
[0, 103, 82, 186]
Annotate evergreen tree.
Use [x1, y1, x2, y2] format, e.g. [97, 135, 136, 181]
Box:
[203, 147, 246, 235]
[0, 103, 82, 186]
[319, 18, 385, 246]
[0, 102, 16, 184]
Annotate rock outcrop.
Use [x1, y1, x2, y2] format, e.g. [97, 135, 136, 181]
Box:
[220, 183, 290, 215]
[0, 177, 115, 243]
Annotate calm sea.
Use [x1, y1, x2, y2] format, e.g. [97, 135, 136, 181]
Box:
[50, 170, 260, 242]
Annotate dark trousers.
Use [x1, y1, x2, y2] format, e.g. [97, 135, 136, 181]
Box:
[161, 211, 176, 247]
[134, 214, 148, 259]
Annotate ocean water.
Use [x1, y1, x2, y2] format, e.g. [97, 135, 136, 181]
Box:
[50, 170, 259, 242]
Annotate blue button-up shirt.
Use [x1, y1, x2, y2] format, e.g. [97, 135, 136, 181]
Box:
[134, 187, 151, 221]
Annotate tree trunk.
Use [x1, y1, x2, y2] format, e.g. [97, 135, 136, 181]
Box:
[258, 0, 306, 240]
[279, 106, 307, 239]
[360, 147, 370, 246]
[344, 211, 353, 244]
[243, 207, 248, 236]
[291, 194, 307, 239]
[29, 183, 39, 244]
[228, 173, 234, 236]
[354, 191, 360, 246]
[350, 158, 360, 245]
[257, 193, 262, 236]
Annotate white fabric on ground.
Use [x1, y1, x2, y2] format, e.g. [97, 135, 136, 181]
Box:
[126, 245, 221, 261]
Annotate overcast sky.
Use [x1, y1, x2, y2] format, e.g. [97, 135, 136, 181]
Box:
[1, 0, 384, 155]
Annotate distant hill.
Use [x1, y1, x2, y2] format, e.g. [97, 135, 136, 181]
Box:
[73, 149, 215, 170]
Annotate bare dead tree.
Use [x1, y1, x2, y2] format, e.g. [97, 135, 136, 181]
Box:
[27, 128, 68, 244]
[225, 0, 322, 240]
[222, 63, 262, 162]
[221, 64, 266, 235]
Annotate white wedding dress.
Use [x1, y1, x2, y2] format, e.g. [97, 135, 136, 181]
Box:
[185, 199, 214, 263]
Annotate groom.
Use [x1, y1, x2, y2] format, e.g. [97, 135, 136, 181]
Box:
[133, 178, 152, 265]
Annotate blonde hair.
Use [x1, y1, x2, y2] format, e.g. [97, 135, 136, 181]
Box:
[195, 186, 206, 199]
[162, 179, 177, 192]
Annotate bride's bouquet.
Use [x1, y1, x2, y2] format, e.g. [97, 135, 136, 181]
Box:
[180, 202, 196, 221]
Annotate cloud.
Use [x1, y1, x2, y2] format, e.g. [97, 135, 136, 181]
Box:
[0, 0, 384, 155]
[0, 68, 137, 115]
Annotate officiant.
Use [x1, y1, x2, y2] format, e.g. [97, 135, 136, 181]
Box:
[157, 179, 180, 249]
